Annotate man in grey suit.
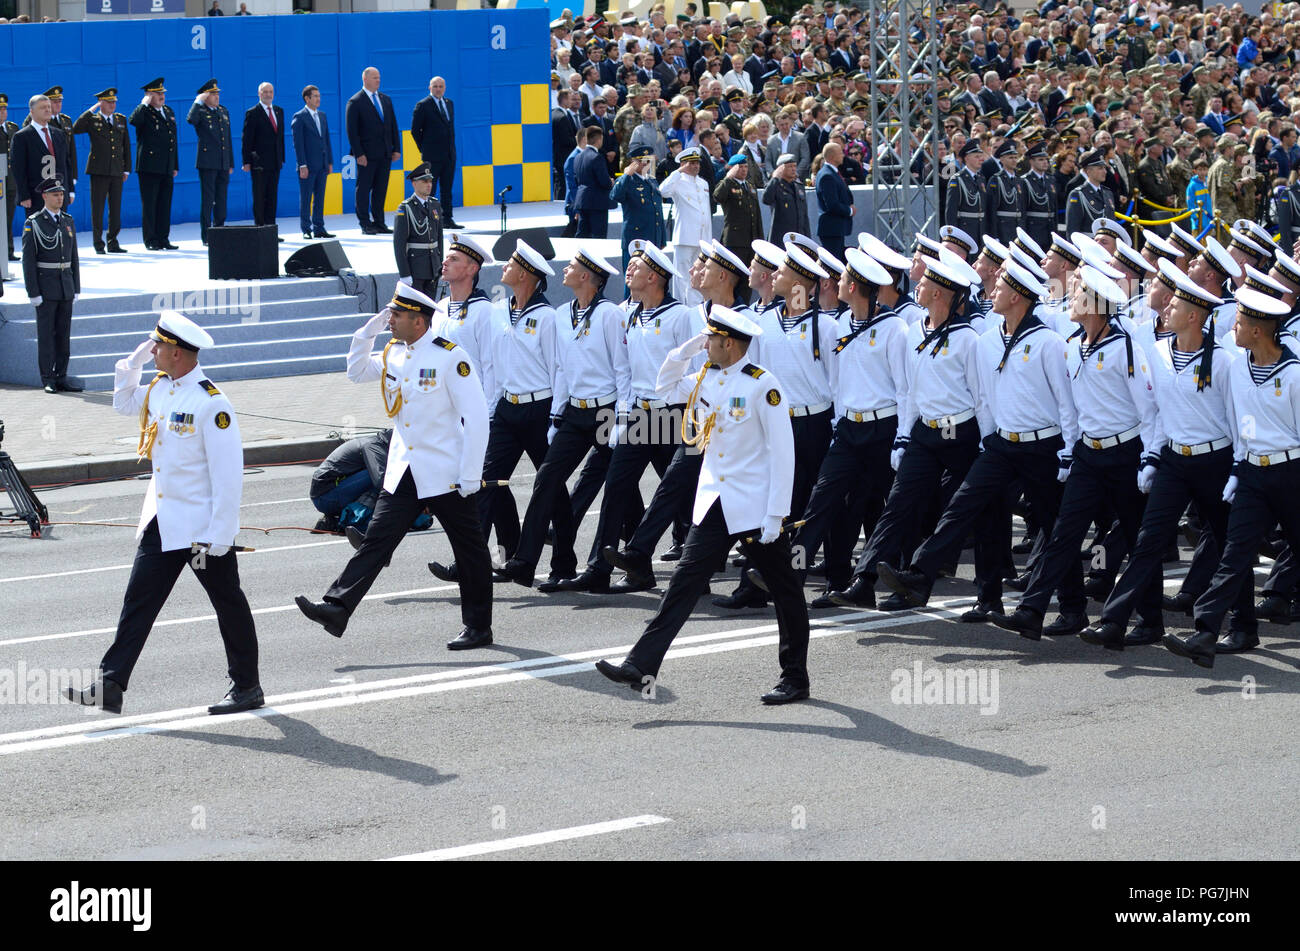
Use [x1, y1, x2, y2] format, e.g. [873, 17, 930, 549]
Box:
[764, 112, 810, 182]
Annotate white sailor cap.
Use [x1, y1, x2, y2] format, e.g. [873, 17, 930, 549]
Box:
[1236, 219, 1277, 250]
[938, 225, 978, 256]
[1142, 232, 1181, 263]
[635, 242, 677, 282]
[708, 241, 748, 278]
[1078, 264, 1127, 309]
[1049, 233, 1083, 267]
[939, 246, 982, 287]
[785, 243, 829, 282]
[448, 233, 493, 266]
[1072, 233, 1125, 280]
[1012, 227, 1046, 263]
[843, 248, 891, 287]
[1113, 241, 1155, 275]
[1270, 251, 1300, 292]
[550, 17, 567, 29]
[1242, 264, 1288, 298]
[1167, 263, 1221, 310]
[980, 235, 1010, 263]
[1169, 222, 1204, 258]
[574, 243, 619, 278]
[915, 234, 944, 261]
[858, 233, 911, 271]
[1228, 229, 1272, 267]
[1006, 242, 1049, 282]
[816, 246, 845, 276]
[751, 238, 785, 270]
[1235, 286, 1291, 321]
[511, 239, 555, 277]
[1202, 235, 1242, 281]
[1091, 217, 1132, 247]
[151, 309, 214, 352]
[390, 281, 438, 316]
[1001, 260, 1047, 302]
[1155, 257, 1185, 294]
[695, 240, 714, 262]
[922, 257, 971, 293]
[704, 305, 763, 340]
[783, 231, 820, 256]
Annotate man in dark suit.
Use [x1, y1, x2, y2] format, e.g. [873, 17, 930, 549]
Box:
[186, 79, 233, 246]
[242, 82, 285, 236]
[345, 66, 401, 234]
[22, 180, 80, 393]
[292, 84, 334, 239]
[815, 143, 853, 259]
[73, 88, 132, 254]
[12, 94, 72, 212]
[410, 75, 460, 228]
[551, 91, 581, 201]
[128, 78, 179, 250]
[23, 87, 78, 200]
[0, 94, 19, 261]
[573, 124, 613, 238]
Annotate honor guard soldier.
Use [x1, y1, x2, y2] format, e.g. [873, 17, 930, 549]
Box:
[1064, 150, 1115, 237]
[431, 234, 496, 406]
[1165, 288, 1300, 667]
[74, 88, 132, 254]
[1272, 179, 1300, 257]
[24, 87, 77, 197]
[945, 139, 988, 247]
[991, 265, 1161, 640]
[877, 260, 1080, 621]
[1022, 142, 1058, 252]
[186, 79, 233, 247]
[394, 163, 444, 297]
[65, 311, 262, 715]
[595, 306, 812, 705]
[986, 140, 1027, 244]
[296, 284, 495, 651]
[610, 145, 667, 274]
[0, 94, 17, 260]
[23, 180, 81, 394]
[130, 78, 179, 250]
[497, 245, 628, 590]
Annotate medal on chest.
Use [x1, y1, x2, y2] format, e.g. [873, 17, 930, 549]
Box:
[729, 396, 745, 419]
[799, 322, 807, 340]
[168, 411, 194, 434]
[524, 316, 538, 336]
[419, 368, 437, 390]
[1096, 350, 1105, 372]
[1276, 377, 1284, 397]
[869, 328, 877, 347]
[1023, 344, 1031, 363]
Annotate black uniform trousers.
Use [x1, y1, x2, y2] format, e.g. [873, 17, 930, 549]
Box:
[1193, 460, 1300, 636]
[35, 298, 74, 385]
[912, 432, 1075, 608]
[429, 159, 455, 221]
[356, 154, 393, 228]
[790, 415, 896, 593]
[251, 166, 280, 226]
[1262, 542, 1299, 597]
[851, 418, 981, 584]
[626, 499, 810, 687]
[622, 444, 701, 563]
[514, 403, 603, 577]
[576, 207, 609, 239]
[138, 172, 173, 247]
[325, 469, 492, 628]
[89, 173, 124, 248]
[1102, 446, 1251, 629]
[570, 443, 643, 530]
[1018, 439, 1161, 623]
[197, 168, 229, 240]
[101, 518, 258, 691]
[4, 178, 14, 258]
[477, 397, 567, 561]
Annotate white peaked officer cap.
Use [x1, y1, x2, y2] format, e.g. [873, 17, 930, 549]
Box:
[151, 310, 214, 352]
[704, 305, 763, 340]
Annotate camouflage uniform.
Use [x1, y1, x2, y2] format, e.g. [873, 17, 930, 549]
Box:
[1206, 154, 1239, 233]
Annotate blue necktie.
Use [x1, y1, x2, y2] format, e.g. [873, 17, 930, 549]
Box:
[371, 91, 382, 118]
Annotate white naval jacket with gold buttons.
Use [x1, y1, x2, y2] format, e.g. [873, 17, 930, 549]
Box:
[113, 361, 243, 552]
[347, 323, 490, 498]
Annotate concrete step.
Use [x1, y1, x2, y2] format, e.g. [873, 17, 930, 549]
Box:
[76, 352, 351, 390]
[70, 313, 368, 353]
[68, 277, 342, 316]
[66, 297, 363, 338]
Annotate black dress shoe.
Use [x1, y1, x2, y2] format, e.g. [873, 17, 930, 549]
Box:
[1011, 536, 1034, 554]
[359, 224, 377, 235]
[594, 659, 647, 689]
[373, 223, 392, 234]
[1004, 570, 1032, 592]
[447, 626, 493, 650]
[609, 572, 654, 593]
[877, 562, 932, 607]
[162, 242, 180, 250]
[1163, 629, 1217, 668]
[1216, 629, 1260, 654]
[990, 607, 1043, 640]
[295, 596, 348, 637]
[1083, 575, 1114, 601]
[54, 378, 84, 392]
[828, 577, 876, 609]
[428, 561, 459, 582]
[346, 526, 365, 550]
[209, 684, 265, 715]
[807, 560, 827, 577]
[877, 592, 912, 612]
[444, 219, 464, 228]
[603, 545, 653, 578]
[44, 384, 58, 394]
[7, 252, 18, 261]
[94, 244, 106, 254]
[1124, 624, 1165, 646]
[809, 592, 840, 609]
[1256, 594, 1294, 624]
[959, 601, 1003, 622]
[713, 588, 769, 610]
[1162, 591, 1195, 615]
[497, 558, 535, 588]
[660, 542, 684, 561]
[63, 678, 123, 714]
[730, 553, 749, 569]
[313, 514, 341, 534]
[536, 573, 577, 593]
[315, 231, 336, 238]
[760, 681, 810, 705]
[1044, 611, 1088, 636]
[107, 244, 127, 253]
[303, 232, 314, 240]
[1079, 620, 1125, 651]
[553, 571, 613, 593]
[277, 236, 285, 243]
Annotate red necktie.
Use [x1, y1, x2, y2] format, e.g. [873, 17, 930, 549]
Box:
[42, 127, 53, 155]
[267, 107, 276, 132]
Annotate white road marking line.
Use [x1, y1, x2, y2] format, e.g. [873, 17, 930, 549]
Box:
[384, 815, 671, 861]
[240, 497, 312, 508]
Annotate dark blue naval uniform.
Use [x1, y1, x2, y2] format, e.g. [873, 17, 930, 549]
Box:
[610, 171, 667, 272]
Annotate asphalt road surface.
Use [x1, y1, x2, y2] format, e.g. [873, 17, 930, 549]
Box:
[1, 463, 1297, 860]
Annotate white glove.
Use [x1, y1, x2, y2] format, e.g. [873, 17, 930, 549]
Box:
[141, 95, 152, 106]
[1137, 464, 1157, 494]
[547, 424, 558, 444]
[195, 95, 205, 105]
[1222, 475, 1238, 503]
[398, 275, 413, 286]
[1057, 458, 1072, 483]
[207, 544, 230, 558]
[127, 338, 154, 369]
[669, 330, 709, 361]
[457, 482, 476, 498]
[30, 296, 42, 307]
[890, 447, 904, 471]
[362, 308, 391, 337]
[758, 515, 783, 544]
[609, 421, 625, 448]
[73, 293, 80, 301]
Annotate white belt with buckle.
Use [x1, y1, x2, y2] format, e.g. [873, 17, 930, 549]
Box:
[1082, 424, 1141, 450]
[843, 404, 898, 423]
[922, 408, 976, 429]
[789, 401, 832, 418]
[504, 388, 552, 405]
[1247, 447, 1300, 467]
[635, 397, 668, 410]
[998, 425, 1061, 443]
[405, 242, 437, 249]
[37, 262, 72, 269]
[1169, 436, 1232, 457]
[569, 393, 617, 410]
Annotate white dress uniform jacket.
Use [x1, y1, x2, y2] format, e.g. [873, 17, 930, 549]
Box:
[829, 305, 911, 415]
[1226, 347, 1300, 459]
[434, 289, 498, 407]
[750, 304, 838, 410]
[658, 168, 713, 247]
[899, 317, 991, 438]
[623, 295, 695, 404]
[488, 291, 561, 398]
[554, 297, 631, 407]
[977, 316, 1078, 459]
[1064, 324, 1160, 456]
[1148, 337, 1237, 448]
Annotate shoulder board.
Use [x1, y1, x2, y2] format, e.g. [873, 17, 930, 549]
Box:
[742, 364, 765, 378]
[433, 336, 457, 351]
[199, 379, 222, 397]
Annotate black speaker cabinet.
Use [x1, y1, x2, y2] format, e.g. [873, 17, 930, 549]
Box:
[492, 227, 555, 263]
[285, 240, 351, 277]
[208, 225, 280, 280]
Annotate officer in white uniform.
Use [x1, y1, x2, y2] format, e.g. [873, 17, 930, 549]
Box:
[659, 146, 713, 306]
[296, 284, 494, 651]
[595, 307, 811, 704]
[65, 311, 261, 715]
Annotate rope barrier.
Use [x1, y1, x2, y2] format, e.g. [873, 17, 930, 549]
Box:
[1138, 195, 1184, 213]
[1115, 207, 1195, 226]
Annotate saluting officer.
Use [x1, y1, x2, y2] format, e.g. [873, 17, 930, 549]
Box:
[74, 88, 132, 255]
[0, 94, 17, 260]
[296, 283, 494, 651]
[129, 78, 179, 251]
[986, 141, 1026, 244]
[610, 144, 667, 274]
[394, 162, 444, 297]
[1064, 150, 1115, 236]
[595, 306, 812, 705]
[22, 180, 81, 394]
[186, 79, 233, 247]
[65, 311, 262, 715]
[944, 139, 988, 248]
[1022, 142, 1058, 252]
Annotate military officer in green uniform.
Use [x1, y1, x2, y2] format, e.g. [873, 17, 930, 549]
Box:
[1135, 138, 1177, 237]
[24, 87, 78, 200]
[0, 93, 18, 261]
[129, 77, 179, 251]
[713, 152, 763, 268]
[393, 162, 444, 297]
[609, 145, 666, 273]
[186, 79, 233, 246]
[73, 88, 132, 254]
